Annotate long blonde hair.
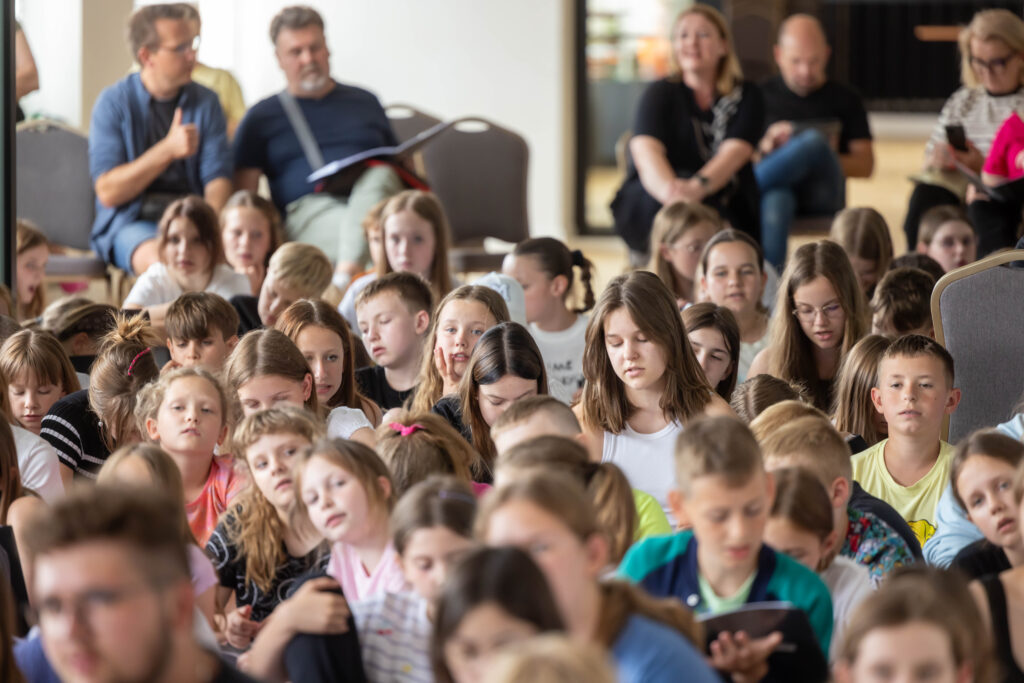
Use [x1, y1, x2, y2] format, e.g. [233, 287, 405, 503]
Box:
[647, 202, 723, 301]
[378, 190, 455, 304]
[766, 240, 868, 410]
[831, 334, 889, 447]
[958, 9, 1024, 88]
[409, 285, 510, 413]
[669, 4, 743, 95]
[15, 220, 48, 320]
[579, 271, 711, 433]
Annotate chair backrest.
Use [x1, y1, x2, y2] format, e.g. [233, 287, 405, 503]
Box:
[420, 117, 529, 246]
[16, 120, 96, 252]
[385, 104, 443, 144]
[932, 250, 1024, 443]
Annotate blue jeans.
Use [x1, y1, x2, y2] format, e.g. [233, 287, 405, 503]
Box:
[754, 129, 846, 269]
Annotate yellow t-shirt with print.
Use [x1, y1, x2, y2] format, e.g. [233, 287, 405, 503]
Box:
[852, 439, 954, 548]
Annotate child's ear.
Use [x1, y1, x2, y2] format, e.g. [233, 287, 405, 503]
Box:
[165, 338, 174, 352]
[870, 386, 884, 414]
[301, 373, 313, 401]
[144, 417, 160, 442]
[377, 475, 392, 503]
[763, 469, 776, 507]
[584, 532, 610, 577]
[830, 475, 851, 509]
[414, 310, 431, 336]
[658, 242, 672, 262]
[226, 335, 239, 351]
[945, 387, 962, 415]
[667, 489, 689, 528]
[216, 423, 228, 447]
[821, 529, 839, 559]
[550, 274, 569, 299]
[915, 241, 928, 255]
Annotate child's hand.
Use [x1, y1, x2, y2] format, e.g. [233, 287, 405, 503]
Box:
[708, 629, 782, 683]
[224, 604, 263, 649]
[244, 263, 265, 296]
[281, 577, 351, 635]
[435, 346, 460, 396]
[160, 358, 182, 375]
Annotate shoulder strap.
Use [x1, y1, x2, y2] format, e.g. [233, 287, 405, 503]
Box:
[277, 90, 325, 171]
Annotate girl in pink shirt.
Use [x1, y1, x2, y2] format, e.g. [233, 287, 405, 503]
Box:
[136, 367, 241, 546]
[295, 437, 407, 601]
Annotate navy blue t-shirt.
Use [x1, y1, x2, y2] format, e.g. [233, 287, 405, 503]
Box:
[233, 82, 396, 212]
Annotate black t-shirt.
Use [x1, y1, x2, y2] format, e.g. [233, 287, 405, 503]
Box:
[205, 513, 329, 622]
[431, 396, 472, 444]
[759, 76, 871, 155]
[145, 94, 190, 196]
[953, 539, 1011, 581]
[230, 295, 262, 336]
[849, 481, 923, 558]
[355, 365, 412, 411]
[40, 389, 111, 480]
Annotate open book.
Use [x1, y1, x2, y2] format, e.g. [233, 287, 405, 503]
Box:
[306, 120, 453, 184]
[699, 602, 829, 683]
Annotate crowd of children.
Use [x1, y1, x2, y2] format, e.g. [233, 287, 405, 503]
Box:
[7, 9, 1024, 683]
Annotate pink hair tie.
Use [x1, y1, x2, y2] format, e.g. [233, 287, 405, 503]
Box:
[389, 422, 424, 437]
[127, 348, 152, 377]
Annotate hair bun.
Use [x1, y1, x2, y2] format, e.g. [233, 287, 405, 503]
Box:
[571, 249, 585, 268]
[102, 312, 161, 351]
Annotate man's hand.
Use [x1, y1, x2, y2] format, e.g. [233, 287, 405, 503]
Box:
[759, 121, 793, 156]
[163, 107, 199, 160]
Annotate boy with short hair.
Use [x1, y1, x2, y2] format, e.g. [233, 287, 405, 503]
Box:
[870, 267, 936, 338]
[354, 272, 433, 410]
[852, 334, 961, 550]
[620, 416, 833, 664]
[231, 242, 333, 333]
[165, 292, 240, 371]
[754, 413, 917, 584]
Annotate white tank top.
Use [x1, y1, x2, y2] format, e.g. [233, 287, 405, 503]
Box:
[602, 420, 683, 520]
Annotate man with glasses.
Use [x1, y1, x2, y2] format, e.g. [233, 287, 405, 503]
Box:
[233, 6, 403, 293]
[755, 14, 874, 270]
[15, 487, 256, 683]
[89, 3, 231, 277]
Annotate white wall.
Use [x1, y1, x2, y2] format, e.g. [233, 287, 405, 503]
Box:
[20, 0, 576, 239]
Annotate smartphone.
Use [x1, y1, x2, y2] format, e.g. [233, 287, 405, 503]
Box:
[946, 124, 968, 152]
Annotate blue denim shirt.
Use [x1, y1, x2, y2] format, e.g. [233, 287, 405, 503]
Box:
[88, 73, 230, 262]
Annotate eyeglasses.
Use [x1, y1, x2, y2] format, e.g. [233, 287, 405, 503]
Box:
[970, 53, 1018, 74]
[669, 239, 708, 255]
[158, 35, 200, 55]
[792, 302, 844, 323]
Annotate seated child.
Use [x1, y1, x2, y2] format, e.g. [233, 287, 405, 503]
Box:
[15, 219, 49, 321]
[123, 196, 250, 329]
[915, 205, 977, 273]
[646, 201, 720, 307]
[40, 297, 117, 384]
[948, 429, 1024, 580]
[220, 190, 283, 296]
[206, 407, 327, 649]
[682, 302, 740, 401]
[889, 251, 946, 284]
[828, 207, 893, 299]
[754, 412, 917, 584]
[354, 272, 432, 410]
[763, 467, 872, 658]
[870, 267, 935, 338]
[489, 394, 672, 540]
[233, 242, 333, 333]
[373, 410, 483, 497]
[135, 366, 241, 546]
[837, 567, 992, 683]
[619, 415, 834, 672]
[1, 329, 80, 435]
[852, 334, 961, 550]
[832, 334, 891, 451]
[164, 292, 240, 372]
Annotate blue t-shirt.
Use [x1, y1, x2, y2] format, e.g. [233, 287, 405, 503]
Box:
[88, 73, 231, 262]
[612, 613, 720, 683]
[14, 634, 60, 683]
[233, 82, 396, 212]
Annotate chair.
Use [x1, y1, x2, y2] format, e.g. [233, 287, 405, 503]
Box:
[419, 117, 529, 274]
[931, 249, 1024, 443]
[385, 103, 443, 144]
[16, 120, 120, 301]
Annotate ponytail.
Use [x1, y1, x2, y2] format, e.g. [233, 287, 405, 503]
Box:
[512, 238, 595, 314]
[596, 581, 704, 649]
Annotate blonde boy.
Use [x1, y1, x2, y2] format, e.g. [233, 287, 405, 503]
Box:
[619, 416, 833, 662]
[754, 412, 916, 584]
[354, 272, 432, 410]
[232, 242, 333, 332]
[165, 292, 239, 371]
[852, 334, 961, 549]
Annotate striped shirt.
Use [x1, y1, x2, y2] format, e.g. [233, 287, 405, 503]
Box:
[352, 592, 432, 683]
[40, 390, 110, 480]
[925, 86, 1024, 160]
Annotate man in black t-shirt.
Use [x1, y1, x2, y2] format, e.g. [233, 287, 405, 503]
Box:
[755, 14, 875, 268]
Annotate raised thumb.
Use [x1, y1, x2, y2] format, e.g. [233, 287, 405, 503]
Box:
[171, 107, 183, 126]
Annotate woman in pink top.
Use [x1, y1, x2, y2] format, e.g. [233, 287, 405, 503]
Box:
[136, 367, 241, 546]
[295, 437, 408, 601]
[984, 111, 1024, 183]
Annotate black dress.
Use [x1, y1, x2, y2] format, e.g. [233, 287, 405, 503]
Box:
[611, 78, 764, 252]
